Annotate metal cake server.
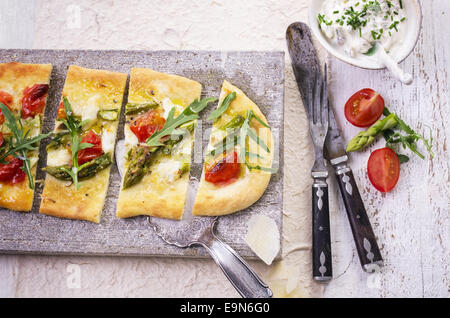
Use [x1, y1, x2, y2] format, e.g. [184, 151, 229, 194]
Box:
[115, 139, 272, 298]
[286, 22, 383, 273]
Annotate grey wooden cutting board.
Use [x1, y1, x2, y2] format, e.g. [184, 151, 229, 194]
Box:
[0, 50, 284, 259]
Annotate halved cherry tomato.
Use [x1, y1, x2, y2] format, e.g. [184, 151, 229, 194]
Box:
[130, 109, 165, 143]
[77, 131, 103, 165]
[21, 84, 49, 119]
[367, 147, 400, 192]
[0, 156, 26, 184]
[0, 91, 13, 124]
[345, 88, 385, 127]
[57, 100, 66, 119]
[205, 151, 241, 185]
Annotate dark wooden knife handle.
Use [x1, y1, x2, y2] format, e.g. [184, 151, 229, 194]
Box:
[335, 168, 383, 272]
[312, 183, 332, 281]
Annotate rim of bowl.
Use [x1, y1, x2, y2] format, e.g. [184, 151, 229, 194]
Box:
[308, 0, 423, 70]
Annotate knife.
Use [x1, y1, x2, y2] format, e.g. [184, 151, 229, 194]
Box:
[286, 27, 333, 281]
[286, 22, 383, 272]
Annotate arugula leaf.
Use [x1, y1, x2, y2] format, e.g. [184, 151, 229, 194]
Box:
[397, 154, 409, 164]
[207, 92, 236, 121]
[0, 103, 51, 189]
[245, 163, 277, 173]
[383, 107, 434, 159]
[58, 97, 93, 189]
[209, 109, 272, 172]
[146, 97, 216, 147]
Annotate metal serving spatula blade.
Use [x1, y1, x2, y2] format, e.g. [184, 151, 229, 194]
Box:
[115, 139, 272, 298]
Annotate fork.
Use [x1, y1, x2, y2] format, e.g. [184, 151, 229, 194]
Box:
[308, 65, 332, 281]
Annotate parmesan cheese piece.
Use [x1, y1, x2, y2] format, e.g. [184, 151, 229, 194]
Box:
[47, 148, 71, 167]
[245, 215, 280, 265]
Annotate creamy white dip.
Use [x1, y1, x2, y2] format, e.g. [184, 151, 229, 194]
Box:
[318, 0, 407, 57]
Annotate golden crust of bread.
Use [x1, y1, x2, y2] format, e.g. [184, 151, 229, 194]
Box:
[128, 68, 202, 106]
[0, 62, 52, 113]
[0, 166, 37, 212]
[39, 65, 127, 223]
[40, 169, 112, 223]
[0, 62, 52, 212]
[193, 80, 273, 216]
[116, 68, 202, 220]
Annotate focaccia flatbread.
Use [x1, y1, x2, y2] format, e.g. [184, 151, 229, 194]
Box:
[39, 65, 127, 223]
[116, 68, 202, 220]
[0, 62, 52, 211]
[193, 80, 273, 216]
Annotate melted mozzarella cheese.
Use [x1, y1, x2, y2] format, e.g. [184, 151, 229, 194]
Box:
[172, 134, 192, 157]
[124, 125, 139, 148]
[74, 95, 100, 125]
[207, 127, 227, 152]
[101, 129, 116, 154]
[161, 98, 184, 119]
[154, 160, 182, 183]
[47, 148, 71, 166]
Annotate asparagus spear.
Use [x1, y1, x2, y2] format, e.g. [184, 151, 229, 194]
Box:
[44, 152, 112, 181]
[346, 108, 434, 160]
[122, 145, 153, 189]
[346, 113, 398, 152]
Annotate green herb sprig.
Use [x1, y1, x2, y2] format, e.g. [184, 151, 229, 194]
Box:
[346, 106, 434, 162]
[382, 107, 434, 161]
[58, 97, 93, 189]
[207, 92, 236, 121]
[0, 103, 51, 189]
[208, 109, 275, 173]
[146, 97, 217, 147]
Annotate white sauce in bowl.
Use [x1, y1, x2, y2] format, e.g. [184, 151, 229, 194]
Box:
[318, 0, 407, 57]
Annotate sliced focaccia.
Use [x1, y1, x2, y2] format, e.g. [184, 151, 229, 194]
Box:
[40, 65, 127, 223]
[0, 62, 52, 211]
[193, 80, 273, 216]
[116, 68, 202, 220]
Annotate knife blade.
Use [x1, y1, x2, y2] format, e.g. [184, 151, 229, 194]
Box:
[286, 22, 383, 272]
[287, 23, 333, 281]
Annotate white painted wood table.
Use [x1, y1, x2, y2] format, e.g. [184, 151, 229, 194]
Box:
[0, 0, 448, 298]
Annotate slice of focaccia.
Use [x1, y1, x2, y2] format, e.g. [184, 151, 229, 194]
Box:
[40, 65, 127, 223]
[0, 62, 52, 211]
[116, 68, 202, 220]
[193, 80, 273, 216]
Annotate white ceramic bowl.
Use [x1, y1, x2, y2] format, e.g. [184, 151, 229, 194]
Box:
[308, 0, 422, 69]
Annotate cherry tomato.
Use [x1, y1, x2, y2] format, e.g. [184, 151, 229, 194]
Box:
[0, 156, 26, 184]
[367, 147, 400, 192]
[130, 110, 165, 143]
[205, 151, 241, 185]
[0, 90, 13, 124]
[21, 84, 49, 119]
[77, 131, 103, 165]
[345, 88, 385, 127]
[57, 100, 66, 119]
